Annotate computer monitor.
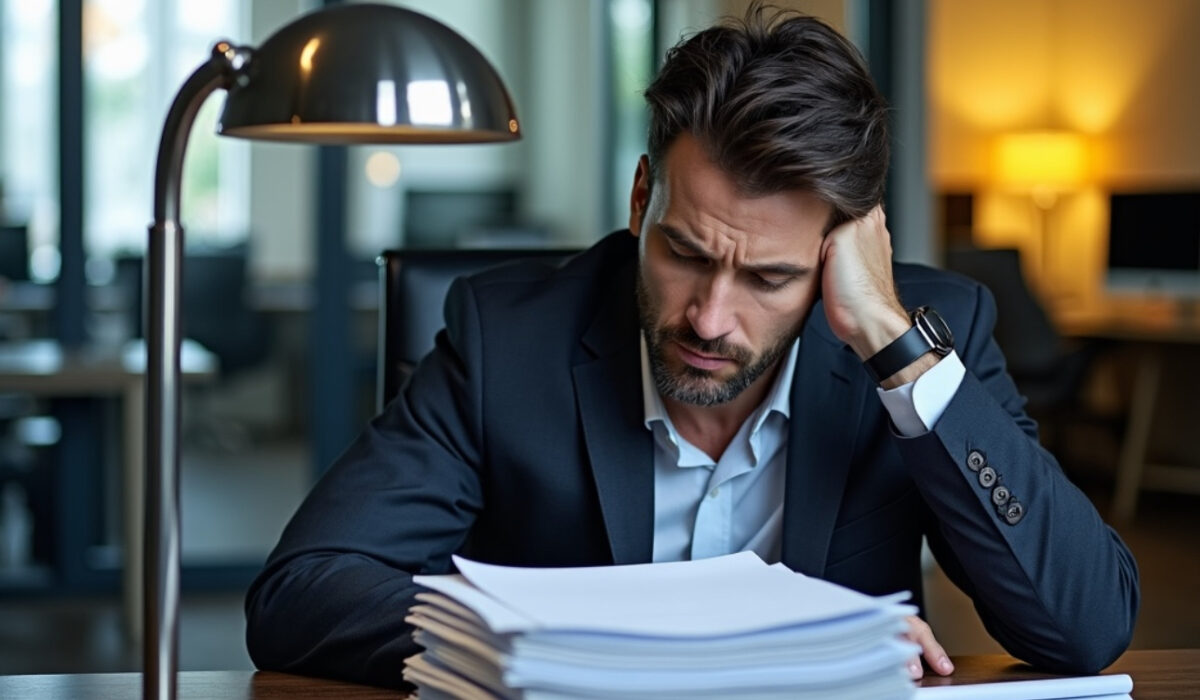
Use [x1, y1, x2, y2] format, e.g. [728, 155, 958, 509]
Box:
[1106, 191, 1200, 296]
[403, 189, 518, 248]
[0, 225, 30, 281]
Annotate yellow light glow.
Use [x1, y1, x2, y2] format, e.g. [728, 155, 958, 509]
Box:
[993, 130, 1089, 192]
[299, 37, 320, 73]
[364, 151, 402, 188]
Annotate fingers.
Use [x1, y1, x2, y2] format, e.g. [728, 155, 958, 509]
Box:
[904, 615, 955, 679]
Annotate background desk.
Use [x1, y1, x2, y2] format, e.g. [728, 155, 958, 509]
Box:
[0, 339, 216, 638]
[0, 650, 1194, 699]
[1057, 307, 1200, 522]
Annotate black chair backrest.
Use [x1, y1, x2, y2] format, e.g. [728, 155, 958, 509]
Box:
[943, 247, 1062, 377]
[116, 246, 271, 377]
[377, 248, 576, 410]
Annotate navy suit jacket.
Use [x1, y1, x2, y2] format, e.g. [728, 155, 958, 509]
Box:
[246, 231, 1138, 689]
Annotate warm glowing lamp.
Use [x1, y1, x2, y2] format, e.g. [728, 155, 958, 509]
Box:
[994, 130, 1088, 207]
[145, 4, 519, 699]
[992, 130, 1089, 287]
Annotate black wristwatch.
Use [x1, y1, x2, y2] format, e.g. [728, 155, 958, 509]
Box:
[863, 306, 954, 383]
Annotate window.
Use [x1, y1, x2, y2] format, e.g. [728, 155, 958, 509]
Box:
[83, 0, 248, 268]
[609, 0, 654, 229]
[1, 0, 59, 281]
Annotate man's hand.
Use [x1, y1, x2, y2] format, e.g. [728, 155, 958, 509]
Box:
[904, 615, 954, 679]
[819, 204, 908, 358]
[819, 205, 937, 388]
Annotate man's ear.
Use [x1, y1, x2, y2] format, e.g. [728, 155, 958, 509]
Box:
[628, 154, 651, 237]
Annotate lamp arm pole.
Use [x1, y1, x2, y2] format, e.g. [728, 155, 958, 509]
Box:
[145, 41, 246, 700]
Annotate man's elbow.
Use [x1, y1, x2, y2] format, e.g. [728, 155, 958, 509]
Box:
[244, 573, 302, 673]
[1053, 624, 1133, 675]
[1022, 590, 1139, 674]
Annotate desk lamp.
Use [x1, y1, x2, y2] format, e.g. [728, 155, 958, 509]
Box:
[146, 4, 519, 699]
[993, 130, 1088, 291]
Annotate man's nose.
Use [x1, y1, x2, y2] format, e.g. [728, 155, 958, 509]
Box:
[686, 274, 737, 341]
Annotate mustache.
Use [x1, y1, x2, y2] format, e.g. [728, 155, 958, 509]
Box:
[656, 324, 752, 364]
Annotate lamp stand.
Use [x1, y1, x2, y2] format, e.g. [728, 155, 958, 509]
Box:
[146, 42, 248, 700]
[1030, 188, 1059, 301]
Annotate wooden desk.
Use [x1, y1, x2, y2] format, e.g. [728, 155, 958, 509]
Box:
[0, 339, 217, 639]
[1057, 307, 1200, 523]
[0, 650, 1194, 699]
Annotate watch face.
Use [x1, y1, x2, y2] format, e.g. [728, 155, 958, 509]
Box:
[914, 306, 954, 354]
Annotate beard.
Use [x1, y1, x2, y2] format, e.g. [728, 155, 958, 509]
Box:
[636, 272, 806, 407]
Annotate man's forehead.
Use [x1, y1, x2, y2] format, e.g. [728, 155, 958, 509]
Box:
[654, 135, 835, 232]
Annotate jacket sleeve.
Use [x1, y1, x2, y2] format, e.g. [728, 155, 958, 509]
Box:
[244, 277, 486, 689]
[896, 282, 1139, 673]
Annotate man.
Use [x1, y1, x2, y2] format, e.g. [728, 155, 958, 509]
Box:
[246, 6, 1138, 690]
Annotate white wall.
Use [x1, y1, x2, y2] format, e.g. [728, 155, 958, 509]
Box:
[523, 0, 608, 245]
[246, 0, 316, 280]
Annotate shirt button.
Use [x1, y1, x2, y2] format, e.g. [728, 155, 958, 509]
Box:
[967, 450, 987, 472]
[709, 487, 720, 498]
[991, 485, 1011, 507]
[978, 466, 997, 489]
[1004, 501, 1025, 525]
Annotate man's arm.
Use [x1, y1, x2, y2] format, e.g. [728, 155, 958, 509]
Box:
[819, 206, 1138, 674]
[898, 281, 1139, 674]
[245, 277, 487, 689]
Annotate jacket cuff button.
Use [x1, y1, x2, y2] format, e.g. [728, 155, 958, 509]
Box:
[978, 466, 997, 488]
[1004, 501, 1025, 525]
[991, 485, 1011, 506]
[967, 449, 987, 471]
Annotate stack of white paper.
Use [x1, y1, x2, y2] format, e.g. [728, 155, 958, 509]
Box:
[404, 551, 919, 699]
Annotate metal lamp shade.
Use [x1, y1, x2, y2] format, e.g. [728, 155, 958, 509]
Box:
[218, 3, 520, 144]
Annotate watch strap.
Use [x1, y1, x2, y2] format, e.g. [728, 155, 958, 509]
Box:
[864, 323, 934, 383]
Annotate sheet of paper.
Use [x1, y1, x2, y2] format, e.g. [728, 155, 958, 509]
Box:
[914, 673, 1133, 700]
[503, 639, 916, 692]
[414, 575, 535, 632]
[448, 551, 908, 637]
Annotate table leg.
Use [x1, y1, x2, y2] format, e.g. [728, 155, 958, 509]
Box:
[123, 378, 144, 643]
[1112, 347, 1162, 524]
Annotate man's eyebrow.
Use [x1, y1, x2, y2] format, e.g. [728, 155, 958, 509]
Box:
[659, 223, 811, 277]
[659, 224, 710, 258]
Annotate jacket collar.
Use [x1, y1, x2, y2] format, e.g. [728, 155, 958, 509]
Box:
[780, 300, 869, 576]
[574, 243, 656, 564]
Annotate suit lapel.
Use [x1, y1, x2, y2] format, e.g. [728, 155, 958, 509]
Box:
[781, 302, 870, 576]
[573, 252, 655, 565]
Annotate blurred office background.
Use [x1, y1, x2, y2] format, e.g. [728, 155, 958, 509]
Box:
[1, 0, 1198, 675]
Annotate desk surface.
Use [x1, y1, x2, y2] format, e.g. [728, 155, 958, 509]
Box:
[0, 650, 1193, 699]
[0, 338, 217, 394]
[1054, 300, 1200, 344]
[0, 279, 380, 314]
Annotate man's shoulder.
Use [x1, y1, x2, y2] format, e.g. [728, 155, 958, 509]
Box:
[452, 231, 637, 337]
[892, 261, 983, 305]
[891, 262, 990, 334]
[466, 231, 636, 294]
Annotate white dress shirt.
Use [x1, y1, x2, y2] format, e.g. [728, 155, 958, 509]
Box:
[642, 334, 966, 564]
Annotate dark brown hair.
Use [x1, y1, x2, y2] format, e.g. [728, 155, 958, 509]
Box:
[644, 3, 889, 225]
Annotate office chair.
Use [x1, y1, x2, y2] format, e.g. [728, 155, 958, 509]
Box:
[944, 247, 1101, 459]
[118, 246, 273, 449]
[376, 248, 577, 411]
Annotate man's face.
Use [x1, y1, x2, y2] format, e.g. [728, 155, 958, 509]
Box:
[629, 134, 831, 407]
